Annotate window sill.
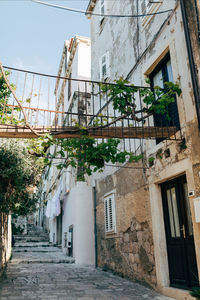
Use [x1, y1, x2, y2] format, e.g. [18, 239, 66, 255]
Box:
[105, 231, 118, 239]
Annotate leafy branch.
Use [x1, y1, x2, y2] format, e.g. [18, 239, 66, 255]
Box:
[100, 77, 182, 127]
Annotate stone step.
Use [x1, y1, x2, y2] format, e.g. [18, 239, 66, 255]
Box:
[13, 246, 60, 252]
[12, 250, 75, 264]
[27, 230, 47, 235]
[14, 236, 49, 242]
[12, 258, 75, 264]
[14, 242, 54, 248]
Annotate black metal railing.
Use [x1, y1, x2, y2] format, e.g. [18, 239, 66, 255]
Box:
[1, 66, 182, 149]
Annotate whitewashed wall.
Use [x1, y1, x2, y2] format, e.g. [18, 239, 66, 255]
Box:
[62, 182, 95, 265]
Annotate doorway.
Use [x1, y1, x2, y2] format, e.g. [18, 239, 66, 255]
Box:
[56, 209, 63, 246]
[161, 175, 199, 288]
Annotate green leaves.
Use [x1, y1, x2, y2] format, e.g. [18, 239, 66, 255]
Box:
[190, 287, 200, 298]
[26, 77, 182, 178]
[0, 140, 44, 216]
[102, 77, 182, 121]
[38, 135, 143, 177]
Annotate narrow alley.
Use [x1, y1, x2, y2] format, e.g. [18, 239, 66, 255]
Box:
[0, 225, 175, 300]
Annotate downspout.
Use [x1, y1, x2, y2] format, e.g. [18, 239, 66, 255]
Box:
[93, 186, 98, 268]
[180, 0, 200, 128]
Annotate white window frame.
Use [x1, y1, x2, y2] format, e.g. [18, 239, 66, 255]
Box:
[99, 0, 106, 24]
[104, 192, 116, 233]
[99, 51, 110, 81]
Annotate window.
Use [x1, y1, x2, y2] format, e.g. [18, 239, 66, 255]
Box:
[99, 0, 106, 24]
[64, 47, 68, 72]
[68, 72, 72, 101]
[99, 52, 110, 81]
[104, 193, 116, 233]
[150, 54, 180, 142]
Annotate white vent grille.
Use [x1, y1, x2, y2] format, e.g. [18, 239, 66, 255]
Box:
[104, 193, 116, 233]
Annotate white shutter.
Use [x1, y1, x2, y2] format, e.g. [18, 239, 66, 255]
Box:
[99, 0, 105, 23]
[104, 193, 116, 232]
[104, 198, 109, 231]
[99, 51, 110, 81]
[105, 51, 110, 78]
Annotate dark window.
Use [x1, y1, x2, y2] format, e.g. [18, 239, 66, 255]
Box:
[68, 73, 72, 101]
[150, 54, 180, 143]
[65, 47, 68, 71]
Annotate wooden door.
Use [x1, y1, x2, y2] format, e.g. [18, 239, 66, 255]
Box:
[161, 175, 199, 288]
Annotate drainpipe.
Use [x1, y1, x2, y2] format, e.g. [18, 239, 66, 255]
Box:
[93, 186, 98, 268]
[180, 0, 200, 128]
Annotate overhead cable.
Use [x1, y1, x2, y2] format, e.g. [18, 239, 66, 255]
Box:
[31, 0, 173, 18]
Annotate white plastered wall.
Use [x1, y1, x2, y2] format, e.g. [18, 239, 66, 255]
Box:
[62, 181, 95, 265]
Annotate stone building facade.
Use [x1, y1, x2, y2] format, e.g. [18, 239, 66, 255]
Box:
[86, 0, 200, 299]
[39, 36, 95, 266]
[95, 163, 156, 286]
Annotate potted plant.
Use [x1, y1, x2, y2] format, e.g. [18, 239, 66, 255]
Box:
[190, 287, 200, 299]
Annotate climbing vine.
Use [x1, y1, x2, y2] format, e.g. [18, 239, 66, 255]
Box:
[0, 71, 182, 178]
[30, 78, 181, 177]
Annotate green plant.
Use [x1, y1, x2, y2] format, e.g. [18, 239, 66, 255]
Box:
[0, 72, 182, 178]
[156, 149, 163, 159]
[179, 138, 187, 151]
[11, 222, 24, 235]
[101, 77, 182, 122]
[148, 157, 155, 167]
[0, 140, 44, 216]
[190, 287, 200, 298]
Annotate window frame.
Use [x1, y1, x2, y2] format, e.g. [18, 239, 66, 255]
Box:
[149, 54, 180, 143]
[99, 0, 106, 25]
[68, 72, 72, 101]
[99, 51, 110, 81]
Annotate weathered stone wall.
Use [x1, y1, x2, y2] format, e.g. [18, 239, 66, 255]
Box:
[96, 163, 156, 287]
[0, 213, 12, 275]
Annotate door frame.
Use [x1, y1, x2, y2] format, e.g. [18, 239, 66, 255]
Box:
[148, 159, 200, 295]
[161, 175, 198, 288]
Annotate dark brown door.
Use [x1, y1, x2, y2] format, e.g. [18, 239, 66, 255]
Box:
[56, 209, 63, 246]
[161, 175, 199, 288]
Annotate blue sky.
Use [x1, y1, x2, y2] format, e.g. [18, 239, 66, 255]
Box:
[1, 0, 90, 74]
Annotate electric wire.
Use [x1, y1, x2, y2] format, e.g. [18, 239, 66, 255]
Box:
[31, 0, 173, 18]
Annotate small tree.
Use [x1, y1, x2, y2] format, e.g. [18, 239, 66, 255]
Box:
[0, 140, 44, 216]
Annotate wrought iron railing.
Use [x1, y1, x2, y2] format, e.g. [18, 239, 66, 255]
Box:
[0, 66, 182, 148]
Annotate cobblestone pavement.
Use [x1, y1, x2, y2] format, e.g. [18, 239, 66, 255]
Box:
[0, 263, 176, 300]
[0, 226, 176, 300]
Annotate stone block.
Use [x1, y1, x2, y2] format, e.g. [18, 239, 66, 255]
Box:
[128, 253, 134, 263]
[124, 233, 129, 243]
[137, 231, 143, 243]
[135, 223, 141, 231]
[132, 243, 139, 254]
